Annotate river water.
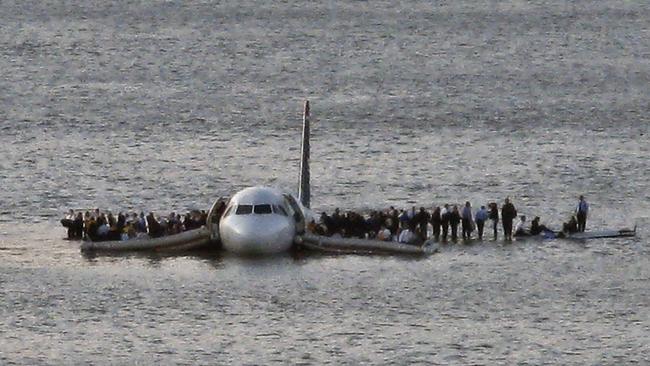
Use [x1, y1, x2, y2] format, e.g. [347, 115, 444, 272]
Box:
[1, 1, 649, 364]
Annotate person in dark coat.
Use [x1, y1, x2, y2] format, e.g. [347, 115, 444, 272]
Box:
[461, 201, 473, 240]
[146, 212, 164, 238]
[73, 212, 84, 239]
[415, 207, 430, 241]
[501, 198, 517, 241]
[441, 204, 451, 242]
[575, 195, 589, 232]
[450, 205, 461, 242]
[530, 216, 550, 236]
[61, 209, 75, 239]
[331, 208, 342, 236]
[430, 206, 441, 241]
[116, 212, 126, 232]
[389, 208, 399, 236]
[488, 202, 499, 240]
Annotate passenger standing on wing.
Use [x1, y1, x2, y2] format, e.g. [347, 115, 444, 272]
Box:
[461, 201, 473, 240]
[331, 208, 342, 235]
[83, 211, 92, 239]
[416, 207, 430, 240]
[430, 206, 441, 241]
[488, 202, 499, 240]
[137, 212, 147, 232]
[408, 206, 417, 222]
[450, 205, 461, 242]
[501, 198, 518, 241]
[475, 205, 488, 240]
[576, 195, 589, 232]
[62, 209, 75, 239]
[73, 212, 84, 239]
[440, 204, 450, 241]
[146, 212, 164, 238]
[389, 208, 399, 236]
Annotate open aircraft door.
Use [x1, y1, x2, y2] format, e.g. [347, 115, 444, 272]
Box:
[206, 197, 227, 244]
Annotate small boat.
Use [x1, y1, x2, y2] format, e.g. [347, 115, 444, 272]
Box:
[80, 198, 224, 252]
[80, 227, 213, 252]
[298, 233, 439, 255]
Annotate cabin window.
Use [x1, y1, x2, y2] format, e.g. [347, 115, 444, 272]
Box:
[273, 204, 288, 216]
[254, 204, 273, 214]
[235, 205, 253, 215]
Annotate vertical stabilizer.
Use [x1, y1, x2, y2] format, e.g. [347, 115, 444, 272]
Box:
[298, 100, 311, 208]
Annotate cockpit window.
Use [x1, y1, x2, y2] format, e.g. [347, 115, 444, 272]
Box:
[235, 205, 253, 215]
[273, 204, 288, 216]
[254, 204, 273, 214]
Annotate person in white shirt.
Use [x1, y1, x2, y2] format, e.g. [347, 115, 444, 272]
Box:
[398, 227, 416, 244]
[514, 215, 529, 237]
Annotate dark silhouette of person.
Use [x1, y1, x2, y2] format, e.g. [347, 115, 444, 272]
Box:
[415, 207, 430, 240]
[73, 212, 84, 239]
[430, 207, 441, 241]
[489, 202, 499, 240]
[501, 198, 517, 241]
[461, 201, 473, 240]
[441, 204, 451, 241]
[475, 205, 488, 240]
[146, 212, 164, 238]
[576, 195, 589, 232]
[450, 205, 461, 241]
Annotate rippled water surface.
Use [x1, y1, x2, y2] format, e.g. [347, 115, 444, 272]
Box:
[1, 0, 649, 364]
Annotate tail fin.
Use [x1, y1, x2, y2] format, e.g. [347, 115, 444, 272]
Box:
[298, 100, 311, 208]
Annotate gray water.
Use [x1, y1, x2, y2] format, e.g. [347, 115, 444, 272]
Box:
[1, 1, 649, 364]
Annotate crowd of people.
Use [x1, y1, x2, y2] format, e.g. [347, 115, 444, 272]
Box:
[62, 196, 590, 245]
[61, 209, 209, 242]
[309, 196, 590, 245]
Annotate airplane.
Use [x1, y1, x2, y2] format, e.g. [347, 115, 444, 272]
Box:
[213, 101, 314, 255]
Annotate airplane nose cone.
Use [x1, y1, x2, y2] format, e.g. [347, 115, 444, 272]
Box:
[220, 216, 294, 255]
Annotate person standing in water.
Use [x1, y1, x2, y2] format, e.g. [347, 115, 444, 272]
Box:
[576, 195, 589, 232]
[501, 198, 518, 241]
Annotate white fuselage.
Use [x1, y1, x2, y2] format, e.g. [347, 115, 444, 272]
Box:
[219, 187, 298, 255]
